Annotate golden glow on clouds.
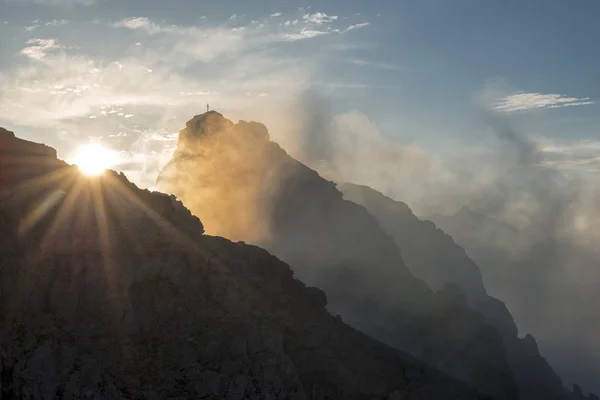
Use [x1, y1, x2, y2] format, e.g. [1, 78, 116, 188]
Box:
[72, 143, 118, 175]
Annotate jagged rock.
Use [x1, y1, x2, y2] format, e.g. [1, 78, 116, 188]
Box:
[428, 205, 600, 397]
[157, 112, 518, 400]
[339, 183, 583, 400]
[0, 127, 61, 189]
[0, 130, 491, 400]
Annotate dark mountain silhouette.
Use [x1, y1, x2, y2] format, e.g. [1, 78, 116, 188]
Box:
[0, 127, 497, 399]
[157, 112, 519, 400]
[339, 183, 596, 400]
[428, 204, 600, 397]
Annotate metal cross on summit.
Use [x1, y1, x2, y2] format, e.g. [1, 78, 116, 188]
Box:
[206, 103, 210, 112]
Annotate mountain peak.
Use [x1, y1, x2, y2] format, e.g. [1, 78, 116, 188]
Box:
[455, 206, 479, 219]
[0, 127, 61, 188]
[185, 110, 228, 127]
[0, 127, 16, 138]
[176, 111, 271, 154]
[179, 111, 233, 146]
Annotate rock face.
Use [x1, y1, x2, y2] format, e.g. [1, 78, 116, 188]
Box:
[0, 127, 61, 185]
[428, 206, 600, 399]
[157, 112, 518, 400]
[0, 130, 493, 399]
[340, 183, 574, 400]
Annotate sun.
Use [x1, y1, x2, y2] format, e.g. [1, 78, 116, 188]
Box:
[72, 143, 118, 176]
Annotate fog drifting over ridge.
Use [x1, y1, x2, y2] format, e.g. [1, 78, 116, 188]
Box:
[277, 92, 600, 394]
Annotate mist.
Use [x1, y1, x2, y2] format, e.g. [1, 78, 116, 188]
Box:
[282, 96, 600, 393]
[152, 88, 600, 395]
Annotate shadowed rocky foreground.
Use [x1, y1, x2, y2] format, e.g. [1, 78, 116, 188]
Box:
[0, 127, 492, 399]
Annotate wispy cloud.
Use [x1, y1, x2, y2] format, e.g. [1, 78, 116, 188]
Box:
[2, 14, 316, 128]
[25, 20, 40, 31]
[278, 29, 332, 41]
[348, 59, 401, 71]
[24, 18, 69, 31]
[493, 92, 595, 112]
[7, 0, 95, 6]
[114, 13, 366, 49]
[537, 139, 600, 172]
[0, 10, 372, 188]
[303, 12, 338, 25]
[20, 38, 67, 59]
[114, 17, 155, 31]
[114, 17, 251, 63]
[346, 22, 370, 31]
[46, 19, 70, 26]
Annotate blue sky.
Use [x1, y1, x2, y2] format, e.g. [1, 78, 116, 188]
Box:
[1, 0, 599, 200]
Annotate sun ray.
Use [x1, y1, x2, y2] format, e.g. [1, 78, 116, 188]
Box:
[90, 177, 120, 295]
[103, 173, 206, 257]
[18, 189, 66, 237]
[35, 175, 84, 259]
[1, 162, 72, 201]
[100, 182, 148, 258]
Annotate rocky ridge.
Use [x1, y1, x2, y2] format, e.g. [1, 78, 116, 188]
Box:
[340, 183, 592, 400]
[157, 112, 518, 399]
[428, 206, 600, 399]
[0, 128, 492, 399]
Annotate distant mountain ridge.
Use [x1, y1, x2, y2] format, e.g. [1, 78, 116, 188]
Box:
[427, 203, 600, 397]
[0, 127, 492, 399]
[157, 111, 520, 399]
[340, 183, 589, 400]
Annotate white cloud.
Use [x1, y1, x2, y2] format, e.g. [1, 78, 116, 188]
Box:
[493, 92, 595, 112]
[538, 140, 600, 173]
[45, 19, 70, 26]
[7, 0, 95, 6]
[24, 18, 69, 31]
[0, 11, 370, 188]
[114, 17, 153, 31]
[278, 29, 331, 41]
[346, 22, 370, 31]
[180, 91, 214, 96]
[1, 25, 312, 129]
[270, 12, 282, 17]
[114, 17, 252, 63]
[348, 59, 401, 71]
[20, 38, 67, 59]
[303, 12, 338, 25]
[114, 14, 362, 55]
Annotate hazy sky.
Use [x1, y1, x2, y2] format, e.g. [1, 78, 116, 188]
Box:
[1, 0, 599, 198]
